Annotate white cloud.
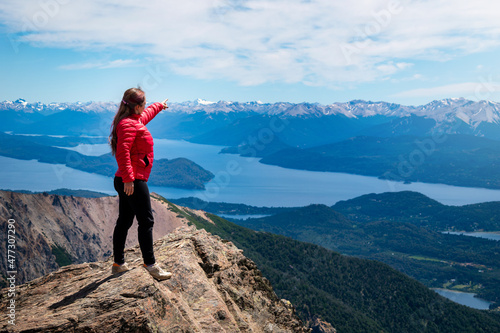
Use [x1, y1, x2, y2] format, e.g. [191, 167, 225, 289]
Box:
[58, 62, 103, 70]
[100, 59, 139, 69]
[59, 59, 140, 70]
[1, 0, 500, 87]
[376, 62, 413, 76]
[392, 81, 500, 101]
[393, 83, 480, 98]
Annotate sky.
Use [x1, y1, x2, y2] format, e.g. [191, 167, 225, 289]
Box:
[1, 0, 500, 106]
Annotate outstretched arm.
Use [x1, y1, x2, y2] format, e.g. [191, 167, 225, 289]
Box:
[140, 99, 168, 125]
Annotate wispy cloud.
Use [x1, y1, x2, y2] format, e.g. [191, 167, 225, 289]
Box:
[392, 81, 500, 101]
[59, 59, 140, 70]
[2, 0, 500, 87]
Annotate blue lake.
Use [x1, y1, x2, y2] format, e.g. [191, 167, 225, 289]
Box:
[4, 138, 500, 207]
[443, 231, 500, 241]
[218, 214, 272, 220]
[433, 289, 493, 310]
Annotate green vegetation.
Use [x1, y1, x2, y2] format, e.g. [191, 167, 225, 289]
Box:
[149, 158, 214, 189]
[153, 194, 500, 332]
[173, 191, 500, 306]
[0, 132, 214, 189]
[260, 134, 500, 189]
[51, 243, 72, 267]
[408, 255, 443, 263]
[238, 203, 500, 308]
[170, 197, 299, 215]
[0, 273, 7, 289]
[333, 191, 500, 232]
[0, 188, 111, 198]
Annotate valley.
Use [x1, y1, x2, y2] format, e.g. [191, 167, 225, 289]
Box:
[2, 189, 500, 332]
[174, 191, 500, 309]
[3, 97, 500, 331]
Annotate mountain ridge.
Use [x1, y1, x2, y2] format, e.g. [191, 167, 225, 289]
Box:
[3, 97, 500, 125]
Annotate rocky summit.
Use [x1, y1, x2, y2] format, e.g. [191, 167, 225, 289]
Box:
[0, 225, 309, 333]
[0, 190, 185, 285]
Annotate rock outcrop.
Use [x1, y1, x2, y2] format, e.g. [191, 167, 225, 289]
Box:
[0, 226, 309, 332]
[309, 316, 336, 333]
[0, 190, 185, 285]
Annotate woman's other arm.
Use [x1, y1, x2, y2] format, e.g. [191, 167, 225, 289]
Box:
[115, 121, 137, 183]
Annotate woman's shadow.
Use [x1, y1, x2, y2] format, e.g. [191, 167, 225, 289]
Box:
[48, 270, 130, 310]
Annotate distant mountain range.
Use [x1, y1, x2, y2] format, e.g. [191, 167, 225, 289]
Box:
[3, 97, 500, 189]
[4, 97, 500, 124]
[3, 97, 500, 140]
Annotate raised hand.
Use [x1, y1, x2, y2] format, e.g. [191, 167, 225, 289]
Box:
[161, 99, 169, 110]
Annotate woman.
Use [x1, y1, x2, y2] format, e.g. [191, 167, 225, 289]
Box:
[109, 87, 171, 280]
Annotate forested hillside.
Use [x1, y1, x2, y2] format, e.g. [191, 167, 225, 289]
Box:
[174, 191, 500, 308]
[155, 195, 500, 333]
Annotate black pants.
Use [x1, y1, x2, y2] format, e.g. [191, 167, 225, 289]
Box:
[113, 176, 156, 265]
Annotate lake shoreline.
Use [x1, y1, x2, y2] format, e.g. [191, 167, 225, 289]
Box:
[432, 288, 493, 310]
[4, 139, 500, 207]
[442, 231, 500, 241]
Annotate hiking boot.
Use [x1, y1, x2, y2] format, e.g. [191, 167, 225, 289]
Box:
[144, 263, 172, 280]
[111, 262, 130, 274]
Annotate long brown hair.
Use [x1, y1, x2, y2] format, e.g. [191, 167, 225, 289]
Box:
[109, 87, 145, 156]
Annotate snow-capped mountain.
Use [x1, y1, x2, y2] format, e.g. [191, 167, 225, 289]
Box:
[0, 99, 119, 115]
[415, 98, 500, 127]
[2, 97, 500, 126]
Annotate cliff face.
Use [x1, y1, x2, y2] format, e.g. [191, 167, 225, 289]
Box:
[0, 190, 185, 285]
[0, 226, 309, 332]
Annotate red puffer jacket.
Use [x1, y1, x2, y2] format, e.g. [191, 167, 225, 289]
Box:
[114, 102, 163, 183]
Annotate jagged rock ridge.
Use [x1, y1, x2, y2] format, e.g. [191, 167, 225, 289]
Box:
[0, 190, 185, 285]
[0, 226, 309, 332]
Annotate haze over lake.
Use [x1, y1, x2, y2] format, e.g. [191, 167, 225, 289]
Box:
[4, 139, 500, 207]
